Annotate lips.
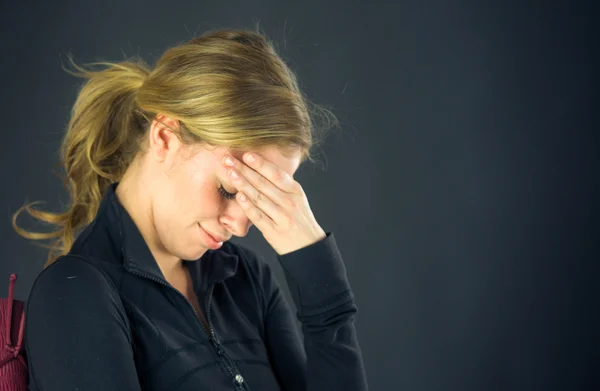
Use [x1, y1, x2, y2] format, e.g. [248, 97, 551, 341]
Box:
[204, 229, 226, 243]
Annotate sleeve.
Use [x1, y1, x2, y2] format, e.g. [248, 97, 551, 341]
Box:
[259, 232, 369, 391]
[24, 255, 141, 391]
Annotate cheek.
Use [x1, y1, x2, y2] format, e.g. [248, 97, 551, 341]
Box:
[184, 178, 224, 217]
[172, 160, 225, 217]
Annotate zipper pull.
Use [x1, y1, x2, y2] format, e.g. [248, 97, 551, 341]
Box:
[234, 373, 244, 386]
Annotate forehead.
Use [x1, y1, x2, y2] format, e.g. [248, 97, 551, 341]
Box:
[226, 146, 302, 177]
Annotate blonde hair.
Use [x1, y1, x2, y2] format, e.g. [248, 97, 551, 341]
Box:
[12, 27, 339, 268]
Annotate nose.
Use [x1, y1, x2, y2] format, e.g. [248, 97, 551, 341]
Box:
[221, 204, 253, 237]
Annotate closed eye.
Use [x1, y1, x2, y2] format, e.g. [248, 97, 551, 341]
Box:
[218, 183, 237, 200]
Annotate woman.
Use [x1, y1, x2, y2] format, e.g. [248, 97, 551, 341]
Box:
[13, 28, 368, 390]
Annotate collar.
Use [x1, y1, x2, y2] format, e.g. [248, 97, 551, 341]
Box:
[96, 182, 239, 289]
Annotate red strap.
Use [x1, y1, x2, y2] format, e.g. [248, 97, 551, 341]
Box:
[1, 273, 25, 365]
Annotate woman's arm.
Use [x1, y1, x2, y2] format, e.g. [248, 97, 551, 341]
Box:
[257, 232, 369, 391]
[25, 256, 141, 390]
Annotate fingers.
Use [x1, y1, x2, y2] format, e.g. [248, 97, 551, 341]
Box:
[228, 164, 282, 219]
[222, 152, 295, 194]
[221, 152, 300, 230]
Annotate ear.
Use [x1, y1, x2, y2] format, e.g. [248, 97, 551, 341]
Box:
[148, 114, 182, 162]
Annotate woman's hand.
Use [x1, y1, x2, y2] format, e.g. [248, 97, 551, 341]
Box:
[222, 152, 326, 256]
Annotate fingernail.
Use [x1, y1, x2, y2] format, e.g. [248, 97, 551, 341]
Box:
[244, 153, 255, 163]
[224, 156, 234, 166]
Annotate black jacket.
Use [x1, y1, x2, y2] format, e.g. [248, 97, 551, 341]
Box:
[24, 182, 368, 390]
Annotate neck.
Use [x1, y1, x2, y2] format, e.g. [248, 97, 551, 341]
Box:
[115, 162, 184, 282]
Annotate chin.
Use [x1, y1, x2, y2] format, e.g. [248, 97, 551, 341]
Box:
[178, 248, 207, 262]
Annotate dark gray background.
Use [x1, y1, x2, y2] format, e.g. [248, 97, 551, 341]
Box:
[1, 1, 597, 390]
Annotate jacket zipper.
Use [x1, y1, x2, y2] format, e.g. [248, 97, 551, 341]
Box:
[204, 284, 249, 390]
[127, 268, 249, 390]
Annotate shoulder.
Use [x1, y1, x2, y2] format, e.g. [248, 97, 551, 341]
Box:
[26, 255, 122, 319]
[24, 255, 134, 362]
[219, 240, 271, 275]
[217, 241, 278, 299]
[30, 255, 115, 292]
[219, 239, 257, 259]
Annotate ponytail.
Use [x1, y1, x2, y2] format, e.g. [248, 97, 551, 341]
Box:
[12, 53, 152, 267]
